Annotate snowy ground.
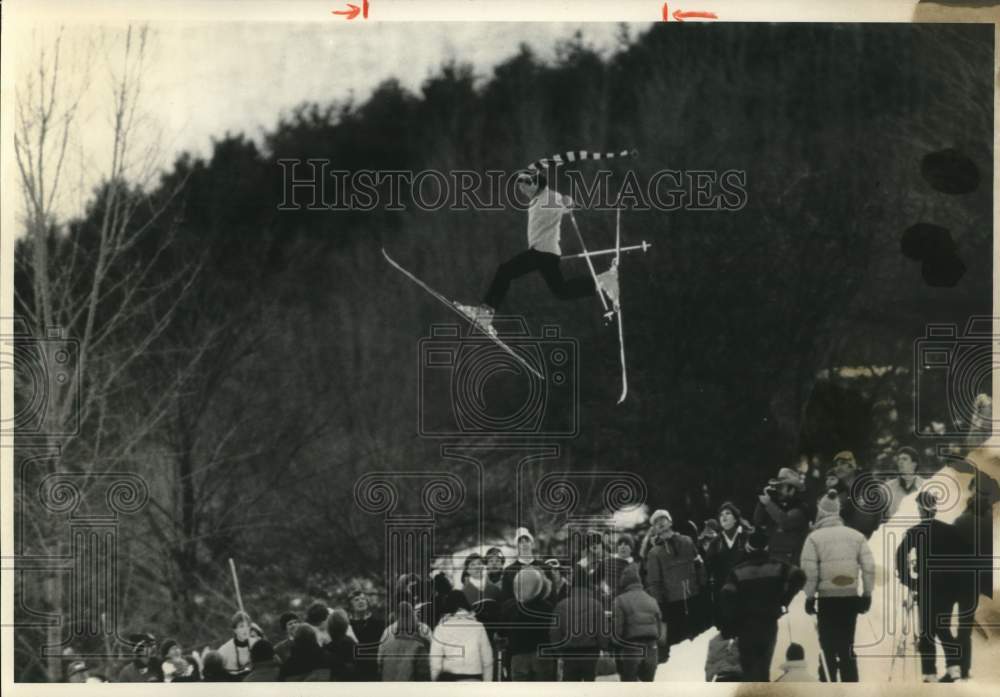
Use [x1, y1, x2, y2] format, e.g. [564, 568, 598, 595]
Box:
[641, 466, 999, 683]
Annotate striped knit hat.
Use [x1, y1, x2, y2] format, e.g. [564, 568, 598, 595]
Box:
[522, 148, 639, 178]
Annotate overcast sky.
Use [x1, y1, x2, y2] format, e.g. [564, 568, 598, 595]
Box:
[9, 21, 643, 225]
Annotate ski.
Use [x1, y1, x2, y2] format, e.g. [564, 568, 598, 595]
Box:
[611, 206, 627, 404]
[382, 248, 546, 380]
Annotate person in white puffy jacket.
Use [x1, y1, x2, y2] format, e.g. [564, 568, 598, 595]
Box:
[429, 590, 494, 681]
[799, 490, 875, 683]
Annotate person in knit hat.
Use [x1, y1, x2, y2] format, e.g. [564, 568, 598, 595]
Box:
[704, 502, 748, 629]
[499, 566, 557, 681]
[800, 489, 875, 682]
[612, 564, 664, 681]
[719, 529, 806, 681]
[500, 527, 551, 603]
[159, 639, 194, 683]
[774, 643, 816, 682]
[642, 508, 705, 662]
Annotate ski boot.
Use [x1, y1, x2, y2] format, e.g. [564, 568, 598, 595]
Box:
[455, 302, 497, 337]
[596, 263, 620, 310]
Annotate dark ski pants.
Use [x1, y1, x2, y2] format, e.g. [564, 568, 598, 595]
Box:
[817, 597, 860, 682]
[484, 249, 594, 311]
[652, 599, 689, 664]
[736, 621, 778, 682]
[615, 639, 658, 681]
[510, 653, 557, 681]
[560, 648, 599, 681]
[955, 584, 977, 679]
[918, 587, 963, 676]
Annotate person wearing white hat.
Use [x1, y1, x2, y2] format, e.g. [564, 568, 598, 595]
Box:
[642, 509, 705, 663]
[500, 527, 549, 602]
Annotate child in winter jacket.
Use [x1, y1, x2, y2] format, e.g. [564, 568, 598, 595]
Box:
[774, 643, 816, 682]
[704, 632, 742, 681]
[612, 565, 664, 681]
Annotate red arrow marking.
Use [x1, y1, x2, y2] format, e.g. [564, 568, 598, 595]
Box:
[662, 2, 669, 20]
[332, 3, 361, 19]
[674, 9, 718, 21]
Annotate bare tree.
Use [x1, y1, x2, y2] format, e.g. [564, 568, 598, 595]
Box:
[13, 25, 198, 680]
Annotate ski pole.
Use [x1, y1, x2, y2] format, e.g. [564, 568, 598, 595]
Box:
[229, 558, 246, 616]
[563, 241, 652, 260]
[568, 211, 609, 314]
[813, 617, 834, 682]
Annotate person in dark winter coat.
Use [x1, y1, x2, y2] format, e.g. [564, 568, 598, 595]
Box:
[116, 635, 158, 682]
[802, 490, 875, 682]
[379, 602, 431, 681]
[895, 490, 965, 682]
[348, 589, 387, 681]
[499, 566, 557, 681]
[883, 446, 927, 521]
[719, 529, 806, 682]
[244, 641, 282, 682]
[273, 612, 300, 664]
[596, 533, 639, 600]
[705, 502, 748, 627]
[612, 564, 664, 681]
[305, 602, 332, 647]
[485, 547, 506, 593]
[425, 572, 454, 628]
[201, 650, 237, 682]
[642, 509, 706, 660]
[550, 568, 610, 681]
[462, 553, 502, 640]
[704, 632, 742, 682]
[280, 624, 330, 681]
[831, 451, 882, 539]
[950, 470, 999, 681]
[501, 527, 552, 603]
[326, 609, 358, 680]
[752, 468, 810, 565]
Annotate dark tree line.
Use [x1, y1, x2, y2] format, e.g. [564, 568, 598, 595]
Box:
[14, 23, 992, 679]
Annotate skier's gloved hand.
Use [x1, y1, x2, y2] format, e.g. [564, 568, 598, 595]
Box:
[857, 595, 872, 614]
[805, 597, 816, 615]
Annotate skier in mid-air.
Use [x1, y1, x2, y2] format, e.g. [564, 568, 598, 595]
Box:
[456, 149, 635, 336]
